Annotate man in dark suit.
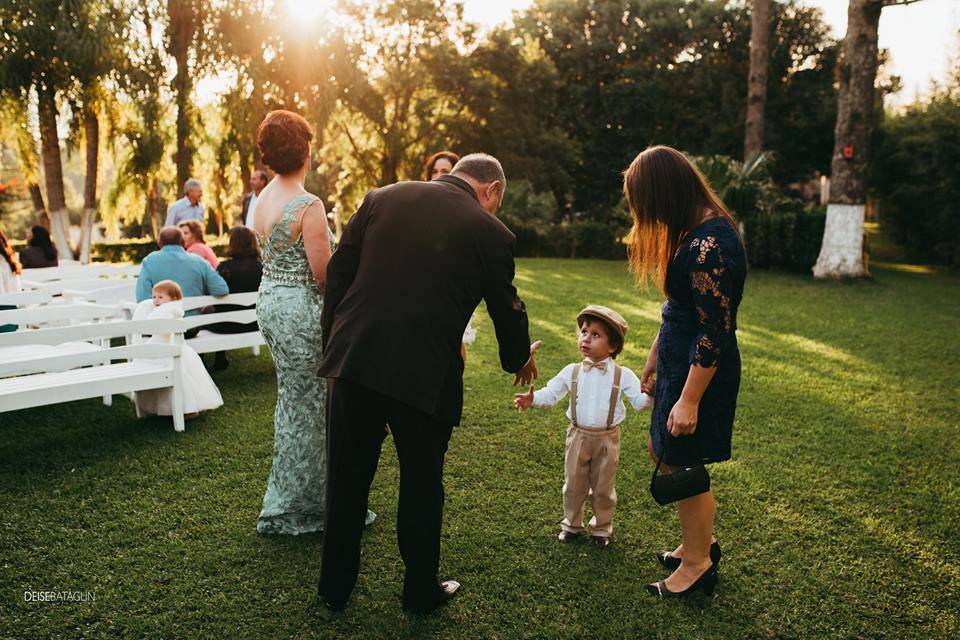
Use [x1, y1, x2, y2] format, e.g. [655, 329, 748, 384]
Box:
[318, 154, 539, 614]
[241, 169, 268, 229]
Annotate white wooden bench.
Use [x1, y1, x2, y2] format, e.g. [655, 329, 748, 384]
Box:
[179, 293, 263, 356]
[0, 319, 187, 431]
[0, 291, 54, 307]
[0, 303, 124, 329]
[21, 264, 140, 285]
[38, 277, 137, 298]
[67, 283, 138, 306]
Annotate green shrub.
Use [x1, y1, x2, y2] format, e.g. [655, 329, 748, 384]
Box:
[872, 88, 960, 266]
[744, 204, 825, 273]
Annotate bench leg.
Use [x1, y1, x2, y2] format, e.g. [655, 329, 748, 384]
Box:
[102, 394, 113, 406]
[252, 345, 260, 357]
[171, 357, 186, 433]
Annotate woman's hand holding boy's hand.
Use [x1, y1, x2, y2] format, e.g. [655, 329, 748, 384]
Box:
[514, 385, 535, 412]
[641, 336, 658, 394]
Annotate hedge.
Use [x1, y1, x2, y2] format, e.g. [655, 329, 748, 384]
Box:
[10, 238, 229, 264]
[743, 205, 826, 273]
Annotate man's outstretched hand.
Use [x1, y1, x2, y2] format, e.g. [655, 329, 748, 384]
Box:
[513, 340, 542, 387]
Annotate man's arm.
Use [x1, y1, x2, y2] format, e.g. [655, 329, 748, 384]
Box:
[164, 204, 176, 227]
[483, 234, 531, 374]
[203, 261, 230, 296]
[321, 192, 374, 348]
[135, 260, 154, 302]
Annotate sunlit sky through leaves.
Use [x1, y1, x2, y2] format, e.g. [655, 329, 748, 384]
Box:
[197, 0, 959, 107]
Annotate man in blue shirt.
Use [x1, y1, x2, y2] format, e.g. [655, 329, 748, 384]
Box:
[136, 226, 229, 302]
[164, 179, 205, 226]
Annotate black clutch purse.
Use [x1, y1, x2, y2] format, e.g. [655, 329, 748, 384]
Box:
[650, 439, 710, 506]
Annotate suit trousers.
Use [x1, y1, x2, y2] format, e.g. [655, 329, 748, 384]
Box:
[318, 378, 454, 607]
[560, 423, 621, 537]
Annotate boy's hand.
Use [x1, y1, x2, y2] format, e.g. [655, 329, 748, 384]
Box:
[514, 385, 535, 412]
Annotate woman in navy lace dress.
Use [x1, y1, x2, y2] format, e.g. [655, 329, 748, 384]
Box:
[623, 146, 747, 598]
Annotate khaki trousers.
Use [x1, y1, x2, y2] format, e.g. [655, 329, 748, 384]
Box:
[560, 423, 620, 537]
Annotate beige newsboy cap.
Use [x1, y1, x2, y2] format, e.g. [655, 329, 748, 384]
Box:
[577, 305, 628, 341]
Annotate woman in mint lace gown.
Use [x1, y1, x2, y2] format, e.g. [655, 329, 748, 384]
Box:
[253, 110, 374, 535]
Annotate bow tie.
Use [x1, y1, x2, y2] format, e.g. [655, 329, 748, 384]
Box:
[582, 359, 608, 373]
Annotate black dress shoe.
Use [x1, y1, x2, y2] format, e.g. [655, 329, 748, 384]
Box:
[557, 530, 583, 543]
[646, 563, 718, 598]
[319, 595, 347, 612]
[656, 541, 721, 571]
[402, 579, 461, 614]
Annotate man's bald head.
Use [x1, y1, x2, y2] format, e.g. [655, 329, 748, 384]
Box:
[158, 226, 185, 248]
[450, 153, 506, 215]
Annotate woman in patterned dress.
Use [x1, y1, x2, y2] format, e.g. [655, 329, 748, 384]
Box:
[623, 146, 747, 598]
[253, 110, 374, 534]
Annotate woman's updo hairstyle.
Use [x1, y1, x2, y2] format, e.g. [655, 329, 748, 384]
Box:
[257, 110, 313, 175]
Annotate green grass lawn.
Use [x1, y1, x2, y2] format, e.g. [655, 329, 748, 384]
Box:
[2, 259, 958, 639]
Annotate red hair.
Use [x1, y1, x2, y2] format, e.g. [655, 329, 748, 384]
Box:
[257, 110, 313, 175]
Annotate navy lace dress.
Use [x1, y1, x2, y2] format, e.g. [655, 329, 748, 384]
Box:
[650, 217, 747, 466]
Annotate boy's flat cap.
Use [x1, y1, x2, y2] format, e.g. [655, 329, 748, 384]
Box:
[577, 305, 628, 340]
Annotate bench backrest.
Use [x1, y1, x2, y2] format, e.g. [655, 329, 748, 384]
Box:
[0, 318, 183, 348]
[0, 303, 124, 328]
[21, 264, 140, 283]
[0, 291, 53, 307]
[179, 292, 258, 312]
[68, 283, 138, 304]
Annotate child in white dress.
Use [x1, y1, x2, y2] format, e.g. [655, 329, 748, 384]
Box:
[134, 280, 223, 417]
[515, 305, 652, 547]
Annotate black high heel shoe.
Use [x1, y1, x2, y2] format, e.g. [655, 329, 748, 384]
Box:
[656, 540, 721, 572]
[647, 562, 718, 598]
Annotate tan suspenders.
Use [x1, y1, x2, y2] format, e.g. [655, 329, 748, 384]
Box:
[569, 362, 622, 429]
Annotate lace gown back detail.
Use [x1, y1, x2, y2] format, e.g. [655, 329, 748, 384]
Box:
[255, 194, 332, 534]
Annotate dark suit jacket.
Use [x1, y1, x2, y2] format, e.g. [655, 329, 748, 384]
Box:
[241, 192, 254, 224]
[319, 175, 531, 426]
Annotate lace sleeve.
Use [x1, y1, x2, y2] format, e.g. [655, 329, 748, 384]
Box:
[688, 235, 734, 368]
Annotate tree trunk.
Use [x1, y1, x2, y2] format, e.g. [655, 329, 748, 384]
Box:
[79, 102, 100, 264]
[37, 86, 73, 259]
[744, 0, 771, 162]
[147, 177, 166, 239]
[813, 0, 882, 279]
[28, 183, 48, 225]
[167, 0, 197, 192]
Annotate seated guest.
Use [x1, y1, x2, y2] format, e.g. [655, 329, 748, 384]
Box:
[206, 226, 263, 370]
[0, 228, 22, 332]
[18, 225, 58, 268]
[136, 226, 229, 304]
[423, 150, 460, 181]
[179, 219, 218, 269]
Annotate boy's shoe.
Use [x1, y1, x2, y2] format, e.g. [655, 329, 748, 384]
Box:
[557, 530, 582, 543]
[592, 536, 612, 548]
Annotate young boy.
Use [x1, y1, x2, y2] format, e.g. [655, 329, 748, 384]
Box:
[515, 305, 652, 547]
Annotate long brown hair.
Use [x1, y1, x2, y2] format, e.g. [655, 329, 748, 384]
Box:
[423, 151, 460, 181]
[0, 228, 21, 275]
[623, 145, 736, 296]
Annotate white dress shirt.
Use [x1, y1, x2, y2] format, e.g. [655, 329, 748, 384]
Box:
[533, 358, 652, 428]
[244, 192, 260, 229]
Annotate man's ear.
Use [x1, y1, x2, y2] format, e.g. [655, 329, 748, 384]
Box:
[486, 180, 503, 200]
